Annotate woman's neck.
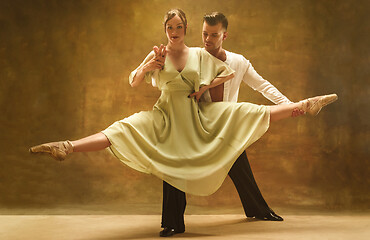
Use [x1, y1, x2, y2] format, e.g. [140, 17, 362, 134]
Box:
[166, 41, 187, 52]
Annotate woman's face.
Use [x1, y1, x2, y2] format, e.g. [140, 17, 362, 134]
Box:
[165, 15, 186, 44]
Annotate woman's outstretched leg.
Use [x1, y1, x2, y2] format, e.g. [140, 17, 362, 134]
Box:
[71, 133, 111, 152]
[270, 102, 304, 122]
[29, 132, 111, 161]
[269, 94, 338, 122]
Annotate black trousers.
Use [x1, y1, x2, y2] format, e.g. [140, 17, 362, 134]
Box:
[161, 151, 272, 231]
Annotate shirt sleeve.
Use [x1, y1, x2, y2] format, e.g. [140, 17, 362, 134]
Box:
[242, 57, 293, 104]
[198, 49, 235, 90]
[128, 51, 157, 86]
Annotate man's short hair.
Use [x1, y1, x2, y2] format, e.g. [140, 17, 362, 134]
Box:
[203, 12, 228, 30]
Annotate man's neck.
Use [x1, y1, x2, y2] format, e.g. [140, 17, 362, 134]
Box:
[207, 47, 226, 62]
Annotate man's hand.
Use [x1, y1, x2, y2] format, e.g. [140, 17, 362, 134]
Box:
[291, 107, 305, 117]
[153, 44, 167, 69]
[143, 44, 167, 72]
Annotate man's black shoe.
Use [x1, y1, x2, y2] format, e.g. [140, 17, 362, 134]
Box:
[159, 227, 185, 237]
[256, 212, 284, 221]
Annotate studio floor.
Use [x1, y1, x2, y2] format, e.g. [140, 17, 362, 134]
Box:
[1, 213, 369, 240]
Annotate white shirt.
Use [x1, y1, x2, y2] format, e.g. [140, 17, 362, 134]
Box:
[204, 50, 293, 104]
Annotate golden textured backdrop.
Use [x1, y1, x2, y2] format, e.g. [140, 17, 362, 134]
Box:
[0, 0, 369, 213]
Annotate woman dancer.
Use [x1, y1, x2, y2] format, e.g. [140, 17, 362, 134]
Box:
[30, 9, 337, 202]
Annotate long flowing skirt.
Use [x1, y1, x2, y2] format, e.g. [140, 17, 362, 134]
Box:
[102, 90, 269, 196]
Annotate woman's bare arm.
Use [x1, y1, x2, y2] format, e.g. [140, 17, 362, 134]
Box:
[130, 45, 167, 87]
[189, 73, 235, 101]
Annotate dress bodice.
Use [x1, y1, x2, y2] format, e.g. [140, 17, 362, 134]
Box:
[129, 47, 235, 93]
[155, 48, 200, 92]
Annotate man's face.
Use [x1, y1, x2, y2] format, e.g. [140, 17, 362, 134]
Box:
[202, 22, 227, 52]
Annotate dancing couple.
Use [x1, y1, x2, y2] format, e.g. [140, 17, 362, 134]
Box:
[30, 9, 338, 237]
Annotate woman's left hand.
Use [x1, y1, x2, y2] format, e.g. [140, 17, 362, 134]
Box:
[188, 86, 208, 102]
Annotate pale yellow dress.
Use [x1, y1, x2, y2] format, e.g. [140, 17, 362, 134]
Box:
[102, 47, 270, 196]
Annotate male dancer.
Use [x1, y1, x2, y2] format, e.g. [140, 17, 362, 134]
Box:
[160, 12, 304, 237]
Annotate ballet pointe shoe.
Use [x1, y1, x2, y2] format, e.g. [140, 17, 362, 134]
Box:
[29, 141, 73, 161]
[300, 94, 338, 116]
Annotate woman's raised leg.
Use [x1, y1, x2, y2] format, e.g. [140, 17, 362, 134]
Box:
[71, 133, 111, 152]
[269, 102, 303, 122]
[29, 132, 111, 161]
[269, 94, 338, 122]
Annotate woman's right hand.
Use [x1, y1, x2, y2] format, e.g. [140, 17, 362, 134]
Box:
[130, 45, 167, 87]
[143, 44, 167, 72]
[153, 44, 167, 64]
